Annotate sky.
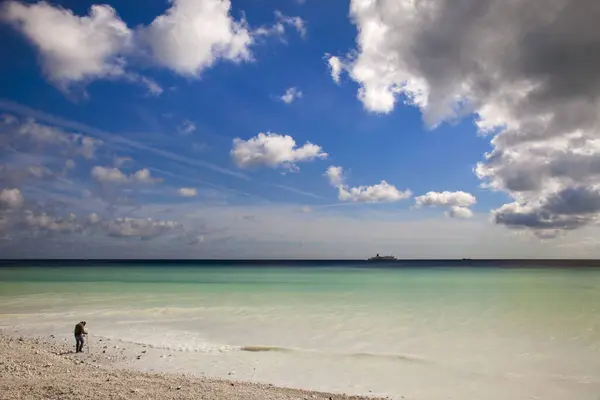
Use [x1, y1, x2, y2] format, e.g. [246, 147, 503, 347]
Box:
[0, 0, 599, 259]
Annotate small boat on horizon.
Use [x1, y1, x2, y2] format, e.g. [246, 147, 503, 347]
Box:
[368, 253, 398, 261]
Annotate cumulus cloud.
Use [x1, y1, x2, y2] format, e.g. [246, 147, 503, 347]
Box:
[1, 1, 132, 88]
[138, 0, 252, 76]
[1, 0, 257, 90]
[325, 166, 411, 203]
[0, 188, 23, 210]
[415, 191, 476, 208]
[414, 191, 476, 219]
[177, 120, 196, 135]
[178, 187, 197, 197]
[324, 166, 344, 186]
[280, 87, 303, 104]
[231, 132, 327, 170]
[336, 0, 600, 236]
[327, 56, 343, 84]
[91, 166, 160, 184]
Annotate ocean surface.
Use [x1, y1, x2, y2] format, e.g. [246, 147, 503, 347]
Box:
[1, 262, 599, 399]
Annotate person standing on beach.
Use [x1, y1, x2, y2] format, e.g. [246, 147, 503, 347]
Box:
[74, 321, 87, 353]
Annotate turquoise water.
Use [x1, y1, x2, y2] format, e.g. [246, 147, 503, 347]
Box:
[1, 265, 599, 399]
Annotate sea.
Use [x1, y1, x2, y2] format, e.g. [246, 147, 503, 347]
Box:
[1, 260, 599, 399]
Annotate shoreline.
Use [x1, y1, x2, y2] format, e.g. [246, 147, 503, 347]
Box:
[0, 332, 389, 400]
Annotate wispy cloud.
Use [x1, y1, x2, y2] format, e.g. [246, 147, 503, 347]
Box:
[0, 99, 250, 181]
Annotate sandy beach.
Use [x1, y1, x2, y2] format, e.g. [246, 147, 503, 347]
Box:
[0, 333, 389, 400]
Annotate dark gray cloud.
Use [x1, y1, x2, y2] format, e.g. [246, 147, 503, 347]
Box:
[493, 186, 600, 237]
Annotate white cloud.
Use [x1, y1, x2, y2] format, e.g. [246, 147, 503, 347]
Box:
[0, 188, 23, 209]
[1, 0, 255, 90]
[414, 191, 477, 219]
[2, 1, 307, 99]
[254, 23, 285, 38]
[91, 166, 160, 184]
[131, 168, 158, 184]
[337, 0, 600, 237]
[280, 87, 303, 104]
[65, 159, 76, 170]
[325, 166, 411, 203]
[178, 187, 198, 197]
[274, 11, 306, 38]
[339, 182, 412, 203]
[231, 132, 327, 170]
[327, 56, 343, 84]
[138, 0, 252, 76]
[324, 166, 344, 186]
[139, 76, 164, 96]
[255, 11, 306, 39]
[415, 191, 476, 208]
[91, 166, 128, 183]
[1, 1, 131, 88]
[447, 206, 474, 219]
[77, 135, 101, 159]
[178, 120, 196, 135]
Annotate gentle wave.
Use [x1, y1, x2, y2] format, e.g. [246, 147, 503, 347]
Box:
[107, 334, 429, 362]
[240, 344, 428, 363]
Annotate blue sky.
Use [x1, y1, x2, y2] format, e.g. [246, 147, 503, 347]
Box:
[0, 0, 598, 258]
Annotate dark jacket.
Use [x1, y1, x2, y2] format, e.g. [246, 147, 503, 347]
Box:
[74, 323, 87, 336]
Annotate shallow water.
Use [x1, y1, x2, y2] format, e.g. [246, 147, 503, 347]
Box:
[1, 265, 599, 399]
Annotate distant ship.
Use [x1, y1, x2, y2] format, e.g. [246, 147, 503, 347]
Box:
[368, 253, 398, 261]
